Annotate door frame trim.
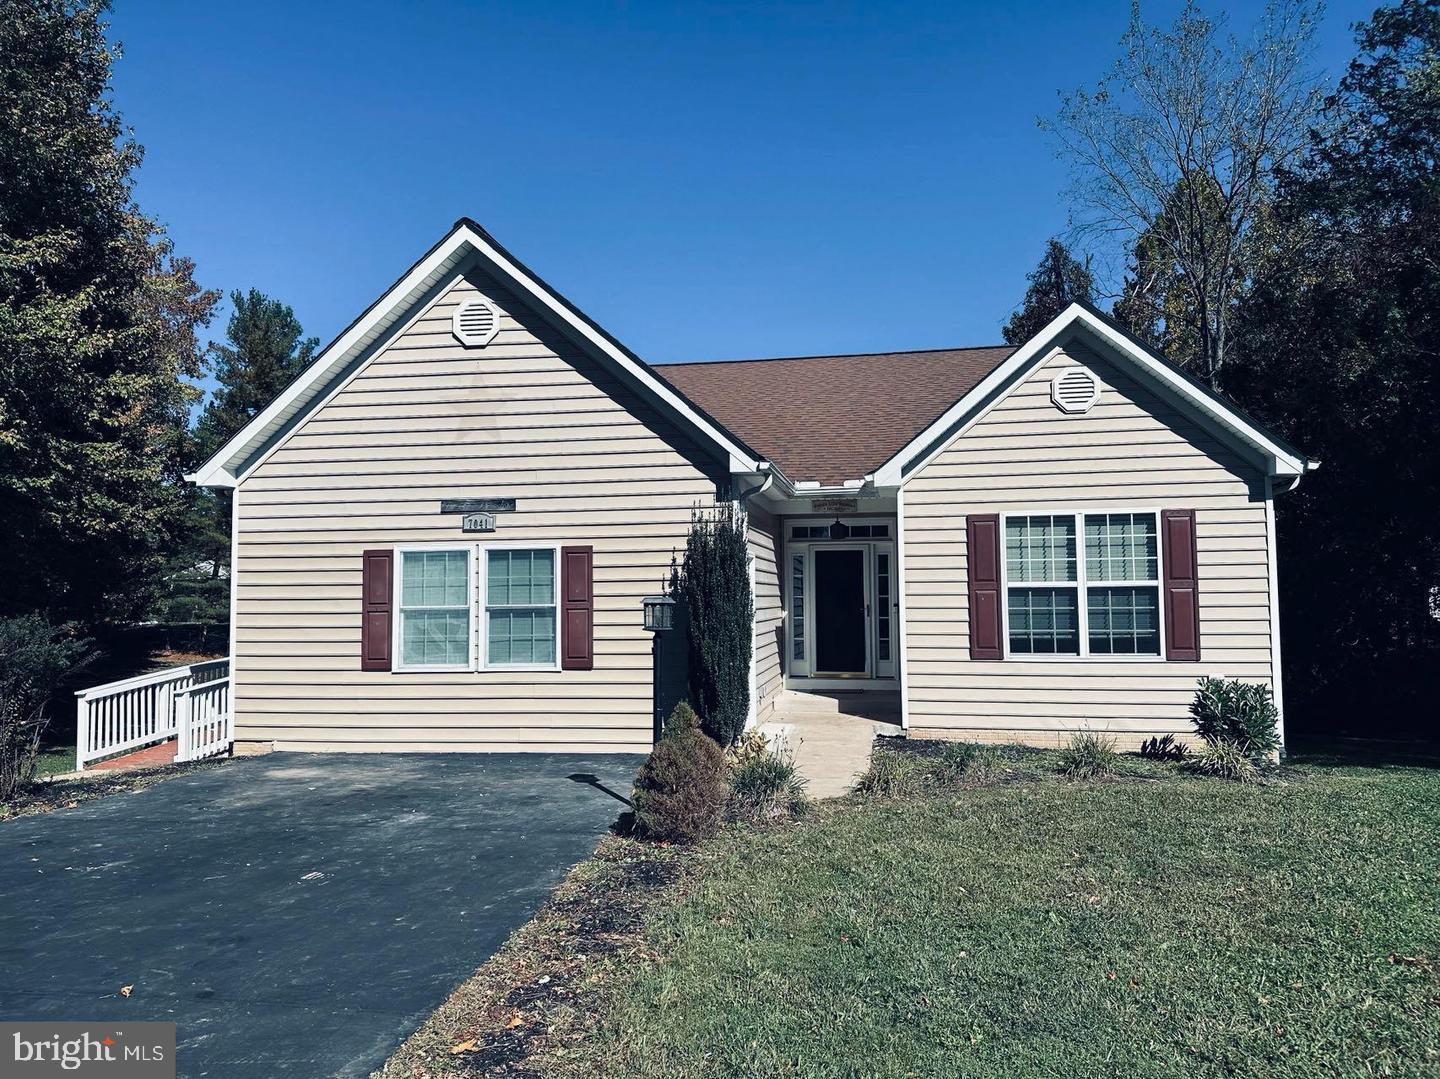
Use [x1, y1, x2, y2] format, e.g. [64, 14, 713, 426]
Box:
[809, 544, 871, 678]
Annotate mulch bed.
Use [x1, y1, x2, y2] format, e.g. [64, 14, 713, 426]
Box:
[0, 758, 226, 822]
[376, 835, 699, 1078]
[879, 736, 1044, 761]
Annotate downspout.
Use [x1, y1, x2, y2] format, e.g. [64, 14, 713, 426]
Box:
[732, 465, 773, 733]
[733, 465, 775, 506]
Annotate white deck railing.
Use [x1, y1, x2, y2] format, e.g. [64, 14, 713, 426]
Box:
[75, 658, 232, 769]
[176, 676, 231, 764]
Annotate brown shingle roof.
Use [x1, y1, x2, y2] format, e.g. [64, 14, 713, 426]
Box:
[657, 346, 1015, 485]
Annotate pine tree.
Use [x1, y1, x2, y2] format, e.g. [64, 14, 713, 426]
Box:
[156, 291, 318, 623]
[193, 290, 319, 463]
[0, 0, 218, 628]
[1001, 239, 1095, 345]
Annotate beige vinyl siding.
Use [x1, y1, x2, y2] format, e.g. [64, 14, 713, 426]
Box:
[748, 504, 783, 721]
[902, 342, 1275, 749]
[232, 269, 725, 753]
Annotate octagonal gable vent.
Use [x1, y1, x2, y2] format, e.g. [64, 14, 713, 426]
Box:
[1050, 368, 1100, 414]
[452, 297, 500, 348]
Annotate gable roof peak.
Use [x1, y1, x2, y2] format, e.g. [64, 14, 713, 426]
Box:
[187, 218, 766, 488]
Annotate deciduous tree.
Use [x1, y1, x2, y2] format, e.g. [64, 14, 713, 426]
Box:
[0, 0, 217, 628]
[1232, 0, 1440, 739]
[1046, 0, 1321, 387]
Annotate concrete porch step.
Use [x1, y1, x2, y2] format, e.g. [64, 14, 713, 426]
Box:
[775, 689, 902, 722]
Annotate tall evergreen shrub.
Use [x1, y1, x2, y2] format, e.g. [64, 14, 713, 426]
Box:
[673, 503, 753, 746]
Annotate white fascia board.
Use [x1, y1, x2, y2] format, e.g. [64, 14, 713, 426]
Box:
[873, 303, 1308, 487]
[189, 222, 762, 489]
[1072, 309, 1307, 476]
[188, 231, 473, 488]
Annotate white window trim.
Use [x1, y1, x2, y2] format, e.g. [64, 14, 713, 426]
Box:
[481, 542, 562, 673]
[998, 507, 1168, 663]
[391, 541, 562, 674]
[392, 543, 479, 674]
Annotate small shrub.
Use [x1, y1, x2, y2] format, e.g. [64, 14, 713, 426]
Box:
[1189, 677, 1279, 762]
[728, 748, 807, 825]
[725, 729, 772, 769]
[1058, 731, 1119, 778]
[855, 750, 928, 798]
[1, 615, 88, 803]
[1186, 739, 1260, 783]
[631, 702, 727, 843]
[1139, 734, 1191, 762]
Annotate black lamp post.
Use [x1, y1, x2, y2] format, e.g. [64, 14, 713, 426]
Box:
[643, 595, 677, 741]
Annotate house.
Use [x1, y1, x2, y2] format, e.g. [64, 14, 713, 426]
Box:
[188, 219, 1312, 756]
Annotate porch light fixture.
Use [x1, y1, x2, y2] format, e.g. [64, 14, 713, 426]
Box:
[642, 595, 676, 633]
[828, 518, 851, 541]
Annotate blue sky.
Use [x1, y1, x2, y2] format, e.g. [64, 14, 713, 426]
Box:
[108, 0, 1373, 380]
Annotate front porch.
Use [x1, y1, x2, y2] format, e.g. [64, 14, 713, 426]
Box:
[778, 510, 900, 691]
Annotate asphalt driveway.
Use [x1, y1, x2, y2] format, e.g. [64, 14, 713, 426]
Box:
[0, 752, 642, 1077]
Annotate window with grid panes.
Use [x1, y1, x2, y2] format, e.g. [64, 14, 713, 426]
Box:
[1003, 512, 1162, 657]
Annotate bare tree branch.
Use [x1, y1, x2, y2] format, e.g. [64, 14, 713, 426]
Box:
[1041, 0, 1324, 386]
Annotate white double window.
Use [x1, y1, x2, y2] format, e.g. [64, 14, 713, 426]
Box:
[394, 544, 559, 672]
[1003, 511, 1162, 658]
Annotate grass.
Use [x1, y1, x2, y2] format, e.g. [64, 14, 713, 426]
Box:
[1057, 730, 1121, 778]
[31, 742, 77, 778]
[546, 753, 1440, 1078]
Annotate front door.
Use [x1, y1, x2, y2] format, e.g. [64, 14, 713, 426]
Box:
[812, 547, 868, 675]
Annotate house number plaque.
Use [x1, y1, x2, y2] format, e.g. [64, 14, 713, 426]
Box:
[441, 497, 517, 514]
[462, 512, 497, 533]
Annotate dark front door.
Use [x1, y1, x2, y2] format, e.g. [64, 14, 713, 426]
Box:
[813, 548, 867, 674]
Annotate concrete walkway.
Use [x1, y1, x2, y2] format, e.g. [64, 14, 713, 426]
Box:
[760, 691, 901, 798]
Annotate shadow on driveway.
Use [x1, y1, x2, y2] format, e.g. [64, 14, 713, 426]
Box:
[0, 751, 642, 1077]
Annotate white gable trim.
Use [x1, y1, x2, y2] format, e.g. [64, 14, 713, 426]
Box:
[209, 267, 471, 487]
[872, 303, 1310, 488]
[188, 220, 763, 488]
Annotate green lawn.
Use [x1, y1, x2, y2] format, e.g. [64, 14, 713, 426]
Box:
[31, 741, 77, 778]
[580, 759, 1440, 1078]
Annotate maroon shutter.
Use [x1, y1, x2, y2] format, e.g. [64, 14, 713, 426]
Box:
[361, 549, 393, 671]
[561, 545, 594, 670]
[1161, 509, 1201, 661]
[966, 514, 1004, 660]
